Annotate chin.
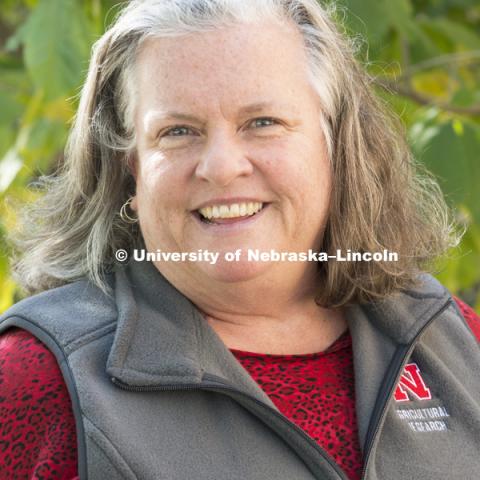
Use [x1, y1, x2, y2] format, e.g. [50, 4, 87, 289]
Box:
[201, 259, 270, 284]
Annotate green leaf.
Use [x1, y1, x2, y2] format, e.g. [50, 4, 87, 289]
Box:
[5, 19, 30, 52]
[451, 88, 478, 107]
[407, 22, 446, 62]
[417, 17, 480, 56]
[411, 119, 480, 223]
[0, 91, 23, 125]
[436, 220, 480, 293]
[342, 0, 414, 44]
[430, 18, 480, 50]
[0, 126, 17, 160]
[20, 0, 91, 100]
[22, 117, 68, 173]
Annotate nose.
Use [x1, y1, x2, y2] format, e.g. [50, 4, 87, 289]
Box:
[194, 130, 254, 187]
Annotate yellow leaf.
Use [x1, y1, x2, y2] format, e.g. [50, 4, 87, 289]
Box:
[452, 119, 464, 136]
[411, 70, 458, 101]
[0, 277, 17, 313]
[43, 97, 76, 122]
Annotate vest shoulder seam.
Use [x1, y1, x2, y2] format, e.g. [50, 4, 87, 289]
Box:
[0, 313, 117, 355]
[450, 300, 480, 348]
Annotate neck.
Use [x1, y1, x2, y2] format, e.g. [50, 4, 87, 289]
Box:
[157, 261, 347, 355]
[200, 295, 347, 355]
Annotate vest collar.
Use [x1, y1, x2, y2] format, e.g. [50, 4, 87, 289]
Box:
[106, 260, 278, 408]
[352, 272, 451, 345]
[106, 260, 451, 409]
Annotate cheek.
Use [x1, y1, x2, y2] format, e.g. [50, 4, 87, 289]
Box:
[135, 156, 194, 245]
[135, 176, 175, 242]
[136, 188, 180, 250]
[297, 139, 332, 201]
[261, 141, 331, 204]
[136, 154, 182, 211]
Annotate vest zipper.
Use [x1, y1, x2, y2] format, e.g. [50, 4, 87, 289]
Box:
[111, 297, 452, 480]
[111, 375, 349, 480]
[360, 298, 453, 479]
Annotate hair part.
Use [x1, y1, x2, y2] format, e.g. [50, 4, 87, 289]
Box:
[10, 0, 459, 306]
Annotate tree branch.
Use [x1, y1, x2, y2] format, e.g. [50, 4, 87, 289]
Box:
[375, 79, 480, 116]
[399, 51, 480, 80]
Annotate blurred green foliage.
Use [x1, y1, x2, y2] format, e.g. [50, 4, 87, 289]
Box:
[0, 0, 479, 312]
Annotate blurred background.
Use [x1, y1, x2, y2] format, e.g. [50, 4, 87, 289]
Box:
[0, 0, 479, 312]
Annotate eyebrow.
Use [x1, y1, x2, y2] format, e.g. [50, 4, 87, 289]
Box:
[143, 102, 288, 131]
[143, 111, 200, 132]
[237, 102, 281, 115]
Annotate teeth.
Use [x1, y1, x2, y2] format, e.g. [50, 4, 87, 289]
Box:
[230, 204, 240, 217]
[220, 205, 229, 217]
[199, 202, 263, 220]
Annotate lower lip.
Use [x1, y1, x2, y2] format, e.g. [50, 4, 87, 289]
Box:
[192, 204, 269, 233]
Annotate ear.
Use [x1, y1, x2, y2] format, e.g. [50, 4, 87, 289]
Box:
[126, 153, 138, 211]
[127, 152, 138, 181]
[130, 195, 138, 211]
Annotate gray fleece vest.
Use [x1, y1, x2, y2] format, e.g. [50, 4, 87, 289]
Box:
[1, 260, 480, 480]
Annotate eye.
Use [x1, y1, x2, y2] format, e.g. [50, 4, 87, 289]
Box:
[249, 117, 278, 128]
[161, 125, 196, 137]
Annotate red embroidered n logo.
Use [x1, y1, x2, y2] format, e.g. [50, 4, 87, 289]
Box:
[394, 363, 432, 402]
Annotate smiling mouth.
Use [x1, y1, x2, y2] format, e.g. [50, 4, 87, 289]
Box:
[196, 202, 266, 224]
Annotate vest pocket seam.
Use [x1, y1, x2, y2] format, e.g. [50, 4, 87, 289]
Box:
[65, 321, 118, 354]
[84, 416, 139, 480]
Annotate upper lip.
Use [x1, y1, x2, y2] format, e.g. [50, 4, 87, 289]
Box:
[192, 197, 268, 211]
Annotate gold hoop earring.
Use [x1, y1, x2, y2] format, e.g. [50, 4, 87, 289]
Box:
[120, 197, 138, 224]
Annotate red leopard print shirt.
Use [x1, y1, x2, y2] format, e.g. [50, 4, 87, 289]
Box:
[231, 331, 361, 478]
[0, 298, 479, 479]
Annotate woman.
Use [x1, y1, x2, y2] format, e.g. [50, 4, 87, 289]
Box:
[1, 0, 479, 479]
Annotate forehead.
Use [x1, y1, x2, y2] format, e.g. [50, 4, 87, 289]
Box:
[134, 21, 313, 114]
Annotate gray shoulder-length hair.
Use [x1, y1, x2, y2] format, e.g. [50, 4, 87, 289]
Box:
[11, 0, 458, 307]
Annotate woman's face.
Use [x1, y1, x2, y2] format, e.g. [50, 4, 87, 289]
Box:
[131, 20, 332, 289]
